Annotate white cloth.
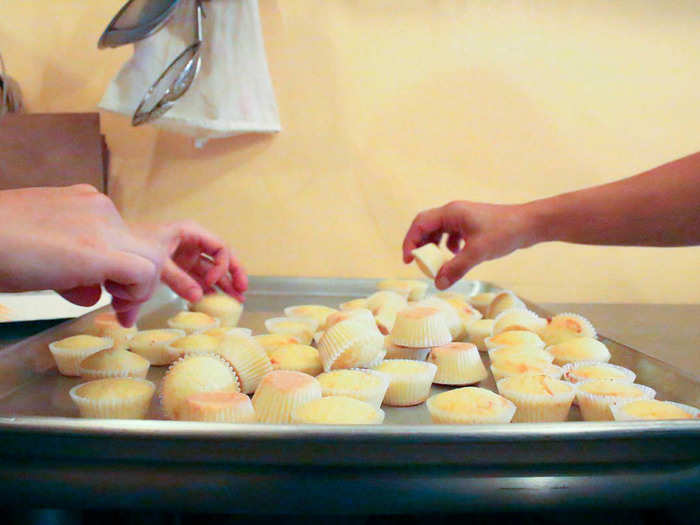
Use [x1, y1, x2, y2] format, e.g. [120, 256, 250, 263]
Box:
[99, 0, 280, 147]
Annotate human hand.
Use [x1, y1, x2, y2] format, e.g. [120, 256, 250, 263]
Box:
[402, 201, 536, 289]
[0, 185, 247, 326]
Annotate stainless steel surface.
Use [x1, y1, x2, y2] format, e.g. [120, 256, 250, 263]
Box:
[98, 0, 183, 49]
[0, 276, 698, 511]
[131, 0, 203, 126]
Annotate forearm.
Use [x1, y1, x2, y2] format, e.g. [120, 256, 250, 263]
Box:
[525, 152, 700, 247]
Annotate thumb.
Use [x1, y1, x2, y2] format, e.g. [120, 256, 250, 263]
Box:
[435, 241, 487, 290]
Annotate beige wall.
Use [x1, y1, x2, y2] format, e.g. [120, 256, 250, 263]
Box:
[2, 1, 699, 303]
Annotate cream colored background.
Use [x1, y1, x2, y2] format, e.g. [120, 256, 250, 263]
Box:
[2, 1, 699, 302]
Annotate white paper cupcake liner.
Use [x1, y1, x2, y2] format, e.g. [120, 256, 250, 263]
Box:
[216, 338, 273, 394]
[79, 359, 150, 381]
[416, 297, 464, 340]
[49, 337, 114, 377]
[492, 308, 546, 336]
[69, 378, 155, 419]
[379, 360, 437, 407]
[252, 373, 322, 424]
[496, 377, 575, 422]
[429, 345, 488, 386]
[486, 291, 526, 319]
[391, 309, 452, 348]
[319, 320, 383, 372]
[384, 343, 431, 361]
[465, 320, 495, 352]
[610, 399, 700, 421]
[576, 382, 656, 421]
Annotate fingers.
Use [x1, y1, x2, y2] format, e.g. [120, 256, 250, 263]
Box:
[168, 222, 231, 287]
[59, 285, 103, 307]
[447, 233, 462, 253]
[402, 207, 446, 263]
[435, 241, 487, 290]
[160, 259, 204, 303]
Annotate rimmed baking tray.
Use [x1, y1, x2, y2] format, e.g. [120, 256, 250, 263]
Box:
[0, 277, 698, 511]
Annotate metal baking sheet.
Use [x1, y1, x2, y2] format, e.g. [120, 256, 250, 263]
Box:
[0, 276, 698, 512]
[0, 276, 698, 460]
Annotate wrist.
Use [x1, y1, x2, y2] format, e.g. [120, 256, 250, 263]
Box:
[519, 198, 560, 246]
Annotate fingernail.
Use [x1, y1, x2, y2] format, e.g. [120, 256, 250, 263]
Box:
[437, 276, 450, 289]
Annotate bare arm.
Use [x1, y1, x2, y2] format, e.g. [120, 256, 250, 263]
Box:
[528, 152, 700, 247]
[403, 152, 700, 289]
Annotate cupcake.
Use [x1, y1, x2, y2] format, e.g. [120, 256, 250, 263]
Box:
[215, 335, 273, 394]
[384, 335, 430, 361]
[339, 298, 368, 311]
[538, 313, 596, 346]
[436, 291, 468, 302]
[167, 311, 220, 334]
[390, 306, 452, 348]
[496, 374, 575, 422]
[284, 305, 338, 330]
[49, 335, 113, 376]
[291, 396, 385, 425]
[488, 345, 555, 364]
[79, 347, 150, 380]
[376, 279, 429, 301]
[576, 380, 656, 421]
[426, 387, 516, 424]
[465, 319, 495, 352]
[264, 317, 316, 345]
[269, 344, 323, 376]
[316, 369, 390, 407]
[547, 337, 610, 366]
[611, 399, 699, 421]
[204, 327, 253, 340]
[318, 318, 384, 371]
[374, 359, 437, 406]
[366, 292, 408, 334]
[468, 292, 497, 316]
[254, 333, 301, 356]
[160, 353, 240, 420]
[416, 297, 465, 340]
[168, 333, 221, 356]
[93, 311, 137, 351]
[324, 309, 377, 331]
[179, 391, 257, 423]
[492, 308, 546, 335]
[428, 342, 487, 386]
[252, 370, 322, 423]
[411, 243, 450, 279]
[70, 377, 155, 419]
[486, 291, 526, 319]
[562, 361, 636, 384]
[190, 293, 243, 327]
[441, 297, 483, 327]
[127, 329, 185, 365]
[485, 330, 545, 350]
[490, 355, 562, 381]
